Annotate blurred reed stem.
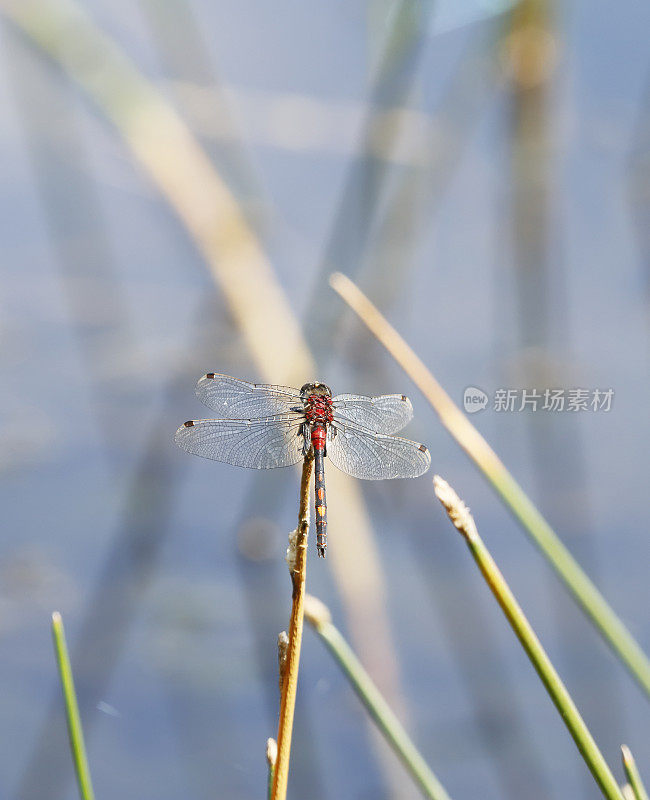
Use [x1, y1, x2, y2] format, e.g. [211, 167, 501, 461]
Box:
[621, 746, 649, 800]
[304, 595, 452, 800]
[0, 0, 314, 386]
[51, 612, 95, 800]
[433, 477, 624, 800]
[0, 12, 412, 776]
[330, 271, 650, 699]
[271, 453, 314, 800]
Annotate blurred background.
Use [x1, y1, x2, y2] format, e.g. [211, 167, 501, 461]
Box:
[1, 0, 649, 798]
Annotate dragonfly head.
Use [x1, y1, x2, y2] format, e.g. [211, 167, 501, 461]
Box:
[300, 382, 332, 399]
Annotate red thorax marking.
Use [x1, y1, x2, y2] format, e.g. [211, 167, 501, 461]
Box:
[304, 394, 333, 424]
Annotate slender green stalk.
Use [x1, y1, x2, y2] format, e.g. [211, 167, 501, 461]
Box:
[433, 477, 624, 800]
[266, 738, 277, 800]
[51, 612, 95, 800]
[621, 746, 649, 800]
[330, 271, 650, 699]
[304, 595, 452, 800]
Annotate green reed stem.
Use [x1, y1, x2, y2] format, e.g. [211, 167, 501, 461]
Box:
[330, 271, 650, 700]
[51, 612, 95, 800]
[305, 595, 452, 800]
[621, 746, 649, 800]
[433, 477, 624, 800]
[266, 738, 277, 800]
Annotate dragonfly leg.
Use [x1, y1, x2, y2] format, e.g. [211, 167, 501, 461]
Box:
[300, 422, 312, 457]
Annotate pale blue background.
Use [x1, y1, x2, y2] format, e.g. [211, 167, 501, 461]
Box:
[1, 2, 649, 799]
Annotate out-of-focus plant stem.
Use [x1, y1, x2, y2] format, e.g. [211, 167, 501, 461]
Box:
[0, 0, 313, 386]
[305, 595, 452, 800]
[0, 10, 411, 770]
[621, 746, 649, 800]
[51, 612, 95, 800]
[271, 453, 314, 800]
[433, 476, 624, 800]
[330, 271, 650, 700]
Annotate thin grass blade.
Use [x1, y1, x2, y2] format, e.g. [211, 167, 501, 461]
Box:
[51, 612, 95, 800]
[305, 595, 452, 800]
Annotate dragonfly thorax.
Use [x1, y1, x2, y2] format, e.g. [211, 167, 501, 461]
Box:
[303, 392, 334, 424]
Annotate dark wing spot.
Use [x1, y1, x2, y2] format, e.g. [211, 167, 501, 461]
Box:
[206, 373, 216, 379]
[401, 395, 407, 402]
[183, 420, 195, 427]
[418, 444, 427, 452]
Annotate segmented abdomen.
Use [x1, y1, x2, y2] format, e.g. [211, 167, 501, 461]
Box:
[311, 425, 327, 557]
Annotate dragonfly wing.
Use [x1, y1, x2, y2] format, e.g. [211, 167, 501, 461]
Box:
[175, 415, 304, 469]
[196, 373, 302, 417]
[332, 393, 413, 434]
[327, 422, 430, 480]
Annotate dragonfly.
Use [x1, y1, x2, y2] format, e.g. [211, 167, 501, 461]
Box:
[175, 373, 430, 557]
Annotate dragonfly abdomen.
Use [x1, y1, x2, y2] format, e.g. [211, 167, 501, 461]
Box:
[311, 425, 327, 558]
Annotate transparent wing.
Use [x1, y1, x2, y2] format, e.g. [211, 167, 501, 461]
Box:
[332, 393, 413, 434]
[195, 373, 303, 418]
[327, 422, 430, 480]
[175, 415, 304, 469]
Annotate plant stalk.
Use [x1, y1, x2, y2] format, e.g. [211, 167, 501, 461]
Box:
[271, 453, 314, 800]
[433, 476, 624, 800]
[621, 745, 649, 800]
[305, 595, 452, 800]
[266, 738, 277, 800]
[51, 612, 95, 800]
[330, 271, 650, 699]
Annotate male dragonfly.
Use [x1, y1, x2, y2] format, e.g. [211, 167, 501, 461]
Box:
[175, 374, 430, 556]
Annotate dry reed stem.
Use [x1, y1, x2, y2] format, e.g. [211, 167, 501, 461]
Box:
[271, 453, 314, 800]
[434, 476, 624, 800]
[330, 271, 650, 698]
